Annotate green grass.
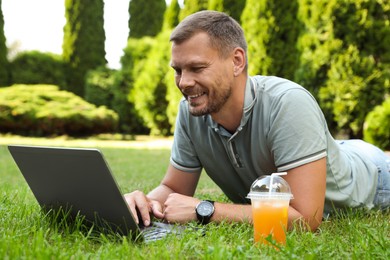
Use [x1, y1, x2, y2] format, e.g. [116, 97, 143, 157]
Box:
[0, 136, 389, 259]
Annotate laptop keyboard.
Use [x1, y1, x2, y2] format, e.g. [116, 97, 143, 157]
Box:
[141, 222, 185, 242]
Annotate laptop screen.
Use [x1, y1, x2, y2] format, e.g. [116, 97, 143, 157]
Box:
[8, 145, 140, 237]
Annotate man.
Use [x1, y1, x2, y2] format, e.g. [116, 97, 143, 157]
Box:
[125, 10, 390, 231]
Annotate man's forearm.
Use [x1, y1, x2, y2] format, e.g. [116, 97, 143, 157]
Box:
[211, 203, 321, 232]
[211, 202, 252, 223]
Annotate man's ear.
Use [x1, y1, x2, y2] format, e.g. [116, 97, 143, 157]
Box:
[232, 47, 246, 77]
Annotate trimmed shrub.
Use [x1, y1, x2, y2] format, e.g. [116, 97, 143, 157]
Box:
[0, 84, 118, 136]
[10, 51, 66, 89]
[364, 97, 390, 150]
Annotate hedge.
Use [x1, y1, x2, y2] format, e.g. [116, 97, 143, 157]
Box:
[10, 51, 66, 89]
[0, 84, 118, 136]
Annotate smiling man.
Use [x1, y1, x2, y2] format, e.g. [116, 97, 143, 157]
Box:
[125, 10, 390, 231]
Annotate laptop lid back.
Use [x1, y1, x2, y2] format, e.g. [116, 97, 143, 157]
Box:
[8, 145, 139, 237]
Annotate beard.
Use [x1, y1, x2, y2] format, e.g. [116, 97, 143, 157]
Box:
[187, 84, 232, 117]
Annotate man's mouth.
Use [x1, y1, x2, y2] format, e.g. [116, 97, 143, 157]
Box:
[187, 92, 206, 102]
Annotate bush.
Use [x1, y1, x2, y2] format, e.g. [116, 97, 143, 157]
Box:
[0, 84, 118, 136]
[85, 66, 115, 107]
[363, 97, 390, 150]
[85, 67, 148, 134]
[10, 51, 66, 89]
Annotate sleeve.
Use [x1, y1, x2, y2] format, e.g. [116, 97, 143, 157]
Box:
[170, 100, 203, 173]
[267, 88, 328, 172]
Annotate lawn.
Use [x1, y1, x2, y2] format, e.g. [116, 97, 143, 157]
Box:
[0, 135, 389, 259]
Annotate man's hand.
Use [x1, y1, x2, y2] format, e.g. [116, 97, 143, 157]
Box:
[163, 193, 200, 223]
[124, 190, 164, 226]
[124, 164, 202, 225]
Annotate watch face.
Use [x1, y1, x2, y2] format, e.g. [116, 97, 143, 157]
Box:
[197, 201, 214, 216]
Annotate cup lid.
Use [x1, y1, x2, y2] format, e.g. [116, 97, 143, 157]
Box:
[247, 174, 293, 199]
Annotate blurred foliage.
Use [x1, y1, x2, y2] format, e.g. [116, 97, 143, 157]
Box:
[179, 0, 209, 21]
[130, 31, 173, 136]
[9, 51, 66, 89]
[62, 0, 106, 96]
[0, 0, 9, 86]
[128, 0, 166, 38]
[85, 66, 148, 135]
[319, 45, 386, 138]
[162, 0, 180, 30]
[242, 0, 301, 80]
[364, 97, 390, 150]
[0, 85, 118, 136]
[314, 0, 390, 138]
[208, 0, 246, 23]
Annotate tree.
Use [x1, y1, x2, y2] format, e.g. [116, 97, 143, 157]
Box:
[0, 0, 9, 86]
[162, 0, 180, 30]
[241, 0, 301, 80]
[128, 0, 166, 38]
[294, 0, 338, 98]
[208, 0, 223, 11]
[208, 0, 246, 23]
[62, 0, 106, 96]
[179, 0, 208, 21]
[130, 31, 172, 136]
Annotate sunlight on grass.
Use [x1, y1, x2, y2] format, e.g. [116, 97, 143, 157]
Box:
[0, 134, 173, 149]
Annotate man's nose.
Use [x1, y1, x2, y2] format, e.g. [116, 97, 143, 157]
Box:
[178, 71, 195, 90]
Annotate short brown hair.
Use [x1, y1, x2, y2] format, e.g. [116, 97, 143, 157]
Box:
[170, 10, 247, 60]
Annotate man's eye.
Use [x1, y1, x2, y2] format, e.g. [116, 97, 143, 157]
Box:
[192, 67, 204, 72]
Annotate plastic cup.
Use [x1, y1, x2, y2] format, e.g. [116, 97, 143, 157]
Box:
[247, 173, 293, 245]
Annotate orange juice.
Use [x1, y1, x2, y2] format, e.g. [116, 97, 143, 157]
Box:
[252, 199, 289, 245]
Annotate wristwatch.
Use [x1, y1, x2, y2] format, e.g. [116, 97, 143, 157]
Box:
[195, 200, 215, 224]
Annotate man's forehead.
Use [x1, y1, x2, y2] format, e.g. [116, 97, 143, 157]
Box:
[171, 31, 212, 49]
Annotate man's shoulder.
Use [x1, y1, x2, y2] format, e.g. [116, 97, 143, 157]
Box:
[251, 75, 304, 91]
[251, 75, 314, 101]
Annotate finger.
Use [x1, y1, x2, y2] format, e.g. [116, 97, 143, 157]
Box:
[134, 195, 153, 226]
[150, 200, 164, 219]
[124, 191, 151, 226]
[124, 192, 140, 224]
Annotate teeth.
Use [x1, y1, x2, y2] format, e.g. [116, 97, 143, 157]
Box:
[189, 93, 204, 98]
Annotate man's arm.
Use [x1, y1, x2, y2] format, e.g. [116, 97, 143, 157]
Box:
[126, 157, 326, 231]
[163, 157, 326, 232]
[284, 157, 327, 231]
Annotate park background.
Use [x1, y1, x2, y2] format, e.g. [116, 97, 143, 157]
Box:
[0, 1, 389, 259]
[0, 0, 389, 149]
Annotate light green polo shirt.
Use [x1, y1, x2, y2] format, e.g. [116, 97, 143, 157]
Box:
[170, 76, 378, 212]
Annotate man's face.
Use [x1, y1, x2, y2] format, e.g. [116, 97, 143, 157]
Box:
[170, 32, 235, 116]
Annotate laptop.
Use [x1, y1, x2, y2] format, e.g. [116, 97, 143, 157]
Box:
[8, 145, 184, 242]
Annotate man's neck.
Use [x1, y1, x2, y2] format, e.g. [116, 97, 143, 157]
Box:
[210, 75, 247, 133]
